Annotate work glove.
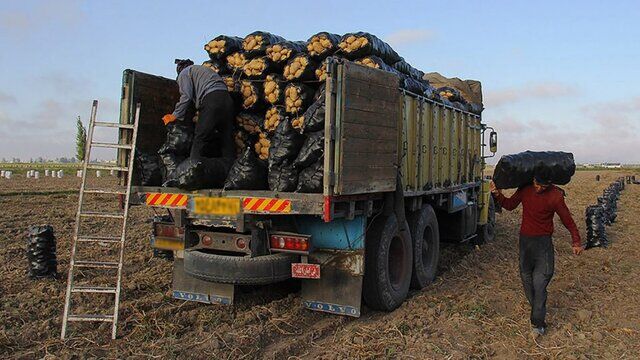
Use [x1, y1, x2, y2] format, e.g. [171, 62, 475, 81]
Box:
[162, 114, 177, 126]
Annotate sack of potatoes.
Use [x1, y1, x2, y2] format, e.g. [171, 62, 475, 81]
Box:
[338, 32, 401, 65]
[266, 41, 306, 64]
[226, 51, 248, 71]
[268, 120, 304, 170]
[202, 59, 230, 75]
[263, 74, 285, 105]
[284, 83, 315, 115]
[205, 35, 243, 60]
[264, 106, 287, 134]
[296, 89, 326, 133]
[253, 132, 271, 161]
[242, 57, 277, 79]
[233, 129, 251, 155]
[354, 55, 397, 73]
[222, 74, 242, 93]
[391, 59, 425, 80]
[243, 31, 287, 58]
[240, 80, 265, 111]
[306, 32, 341, 59]
[283, 54, 318, 81]
[315, 62, 328, 82]
[235, 112, 263, 135]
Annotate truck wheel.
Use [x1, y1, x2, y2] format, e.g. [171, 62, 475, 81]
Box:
[408, 205, 440, 289]
[363, 213, 413, 311]
[475, 196, 496, 245]
[183, 250, 297, 285]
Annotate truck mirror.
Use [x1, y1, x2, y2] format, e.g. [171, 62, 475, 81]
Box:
[489, 131, 498, 153]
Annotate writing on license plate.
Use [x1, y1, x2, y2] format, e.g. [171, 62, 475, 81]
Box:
[193, 197, 240, 216]
[292, 263, 321, 279]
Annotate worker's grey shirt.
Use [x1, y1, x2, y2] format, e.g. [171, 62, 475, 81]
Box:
[172, 65, 228, 121]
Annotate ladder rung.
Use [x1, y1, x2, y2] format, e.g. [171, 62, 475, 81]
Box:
[67, 314, 114, 322]
[80, 211, 124, 219]
[86, 164, 129, 172]
[94, 121, 134, 129]
[84, 188, 127, 195]
[74, 260, 120, 269]
[72, 286, 117, 294]
[92, 142, 133, 150]
[77, 235, 121, 243]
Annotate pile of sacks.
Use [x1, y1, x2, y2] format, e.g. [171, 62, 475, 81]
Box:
[138, 30, 484, 192]
[585, 178, 626, 249]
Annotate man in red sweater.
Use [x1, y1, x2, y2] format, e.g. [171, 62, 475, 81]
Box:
[490, 175, 583, 336]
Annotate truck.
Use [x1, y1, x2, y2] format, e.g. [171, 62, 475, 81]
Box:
[119, 58, 498, 316]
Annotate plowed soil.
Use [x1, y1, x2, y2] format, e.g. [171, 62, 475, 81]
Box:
[1, 170, 639, 359]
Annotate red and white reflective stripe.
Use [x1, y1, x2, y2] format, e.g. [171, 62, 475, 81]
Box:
[242, 197, 291, 213]
[146, 193, 188, 208]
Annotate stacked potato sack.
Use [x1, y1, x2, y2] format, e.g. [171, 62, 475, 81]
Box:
[26, 225, 57, 279]
[585, 178, 626, 249]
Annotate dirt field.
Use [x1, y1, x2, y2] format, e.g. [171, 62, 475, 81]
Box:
[1, 170, 639, 359]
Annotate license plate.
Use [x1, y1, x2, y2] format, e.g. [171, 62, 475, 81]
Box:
[152, 237, 184, 251]
[292, 263, 321, 279]
[192, 197, 241, 216]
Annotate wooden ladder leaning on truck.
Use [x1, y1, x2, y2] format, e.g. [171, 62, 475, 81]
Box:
[120, 58, 498, 316]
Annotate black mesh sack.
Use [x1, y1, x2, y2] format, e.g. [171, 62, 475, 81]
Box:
[293, 89, 326, 133]
[392, 59, 425, 80]
[268, 119, 304, 169]
[205, 35, 243, 60]
[268, 161, 299, 192]
[338, 32, 401, 65]
[400, 76, 429, 94]
[266, 41, 307, 64]
[296, 157, 324, 193]
[493, 151, 576, 189]
[202, 59, 231, 75]
[224, 148, 268, 190]
[437, 86, 467, 104]
[585, 205, 607, 249]
[294, 131, 324, 169]
[307, 32, 342, 60]
[26, 225, 57, 279]
[163, 157, 234, 190]
[284, 82, 316, 115]
[354, 55, 398, 73]
[136, 152, 165, 186]
[263, 74, 286, 105]
[160, 153, 185, 182]
[242, 57, 280, 79]
[283, 54, 320, 82]
[242, 31, 287, 58]
[158, 122, 194, 156]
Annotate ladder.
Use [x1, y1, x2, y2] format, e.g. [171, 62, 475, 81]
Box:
[61, 100, 141, 339]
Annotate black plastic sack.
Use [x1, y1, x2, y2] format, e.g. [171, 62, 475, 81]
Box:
[160, 153, 185, 182]
[296, 89, 326, 133]
[164, 157, 234, 190]
[268, 161, 298, 192]
[158, 122, 194, 156]
[355, 55, 398, 73]
[338, 32, 401, 65]
[493, 151, 576, 189]
[242, 57, 280, 79]
[268, 120, 304, 169]
[205, 35, 243, 60]
[400, 76, 429, 94]
[266, 41, 307, 64]
[296, 157, 323, 193]
[392, 59, 425, 80]
[585, 205, 607, 249]
[283, 54, 319, 81]
[136, 152, 165, 186]
[236, 111, 263, 134]
[284, 82, 316, 115]
[294, 131, 324, 169]
[243, 31, 287, 58]
[26, 225, 57, 279]
[224, 148, 268, 190]
[307, 32, 342, 59]
[437, 87, 467, 104]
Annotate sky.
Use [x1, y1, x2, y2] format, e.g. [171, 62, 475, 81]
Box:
[0, 0, 639, 163]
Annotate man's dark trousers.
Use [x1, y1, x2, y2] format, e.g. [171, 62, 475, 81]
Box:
[519, 235, 555, 328]
[190, 90, 235, 159]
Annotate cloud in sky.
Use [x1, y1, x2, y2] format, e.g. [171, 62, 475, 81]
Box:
[0, 91, 17, 104]
[385, 29, 435, 47]
[0, 0, 83, 37]
[485, 82, 579, 107]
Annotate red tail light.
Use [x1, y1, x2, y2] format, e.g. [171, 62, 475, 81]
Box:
[270, 234, 311, 253]
[154, 223, 184, 239]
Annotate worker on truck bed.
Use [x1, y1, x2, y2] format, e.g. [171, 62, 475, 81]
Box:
[163, 59, 235, 159]
[490, 175, 582, 337]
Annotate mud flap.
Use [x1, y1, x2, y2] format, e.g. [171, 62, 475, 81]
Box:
[301, 249, 364, 317]
[172, 257, 235, 305]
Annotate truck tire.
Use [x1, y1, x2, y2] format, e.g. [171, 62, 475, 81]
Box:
[408, 205, 440, 289]
[363, 213, 413, 311]
[183, 250, 297, 285]
[475, 196, 496, 245]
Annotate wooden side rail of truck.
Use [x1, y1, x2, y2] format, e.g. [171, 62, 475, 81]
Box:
[118, 59, 498, 316]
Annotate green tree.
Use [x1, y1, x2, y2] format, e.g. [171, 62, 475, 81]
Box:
[75, 116, 87, 162]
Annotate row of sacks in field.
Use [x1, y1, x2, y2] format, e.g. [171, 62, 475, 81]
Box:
[585, 178, 626, 249]
[135, 88, 327, 192]
[203, 31, 484, 114]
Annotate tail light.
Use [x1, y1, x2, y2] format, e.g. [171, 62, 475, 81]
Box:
[153, 223, 185, 239]
[270, 233, 311, 254]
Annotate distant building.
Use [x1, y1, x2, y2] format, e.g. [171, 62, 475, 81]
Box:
[601, 162, 622, 168]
